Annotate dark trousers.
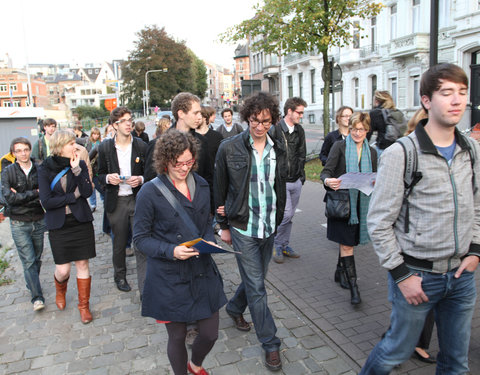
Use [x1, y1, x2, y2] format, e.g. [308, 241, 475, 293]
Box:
[107, 195, 135, 281]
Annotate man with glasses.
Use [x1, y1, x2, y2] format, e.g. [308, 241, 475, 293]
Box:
[32, 118, 57, 163]
[214, 92, 287, 371]
[269, 97, 307, 263]
[98, 107, 147, 292]
[1, 137, 46, 311]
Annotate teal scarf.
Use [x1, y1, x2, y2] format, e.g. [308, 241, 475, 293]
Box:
[345, 135, 372, 245]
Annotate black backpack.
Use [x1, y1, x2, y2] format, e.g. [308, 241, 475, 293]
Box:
[383, 109, 407, 142]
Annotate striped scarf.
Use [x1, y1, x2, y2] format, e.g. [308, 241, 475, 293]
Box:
[345, 135, 372, 245]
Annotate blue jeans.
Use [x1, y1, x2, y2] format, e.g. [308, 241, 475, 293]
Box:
[10, 219, 46, 303]
[274, 178, 302, 250]
[360, 270, 476, 375]
[226, 228, 281, 352]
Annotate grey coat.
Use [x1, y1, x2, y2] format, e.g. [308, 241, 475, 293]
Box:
[367, 120, 480, 283]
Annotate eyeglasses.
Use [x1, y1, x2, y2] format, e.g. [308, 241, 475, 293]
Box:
[173, 159, 195, 169]
[249, 117, 272, 128]
[115, 117, 134, 125]
[294, 110, 304, 115]
[14, 148, 30, 154]
[350, 128, 366, 134]
[340, 115, 351, 118]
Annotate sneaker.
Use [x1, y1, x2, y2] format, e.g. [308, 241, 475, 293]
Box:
[186, 328, 199, 348]
[33, 300, 45, 311]
[273, 247, 284, 264]
[283, 246, 300, 258]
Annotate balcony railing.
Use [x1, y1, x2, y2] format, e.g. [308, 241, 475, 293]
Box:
[360, 44, 380, 59]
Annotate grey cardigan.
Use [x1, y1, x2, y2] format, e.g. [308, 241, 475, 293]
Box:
[367, 120, 480, 283]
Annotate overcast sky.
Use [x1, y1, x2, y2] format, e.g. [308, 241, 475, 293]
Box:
[2, 0, 259, 71]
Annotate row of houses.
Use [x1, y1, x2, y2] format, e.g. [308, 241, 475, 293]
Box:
[232, 0, 480, 130]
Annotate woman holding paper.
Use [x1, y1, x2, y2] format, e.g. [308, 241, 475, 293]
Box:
[133, 129, 226, 375]
[320, 112, 377, 305]
[38, 130, 96, 324]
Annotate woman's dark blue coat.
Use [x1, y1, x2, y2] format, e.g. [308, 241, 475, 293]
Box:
[133, 173, 227, 322]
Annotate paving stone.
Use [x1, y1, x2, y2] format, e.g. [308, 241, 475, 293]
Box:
[283, 347, 309, 362]
[30, 355, 55, 369]
[283, 336, 298, 348]
[5, 359, 31, 374]
[282, 361, 309, 375]
[216, 351, 242, 365]
[310, 346, 338, 362]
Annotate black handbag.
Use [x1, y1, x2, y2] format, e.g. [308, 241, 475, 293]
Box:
[325, 189, 350, 219]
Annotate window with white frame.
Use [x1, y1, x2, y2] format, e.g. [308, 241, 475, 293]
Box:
[309, 114, 315, 124]
[353, 78, 359, 108]
[288, 76, 293, 98]
[369, 75, 377, 108]
[353, 21, 360, 49]
[390, 4, 397, 40]
[390, 77, 398, 105]
[10, 83, 17, 92]
[0, 84, 7, 92]
[439, 0, 450, 28]
[412, 76, 420, 107]
[298, 72, 303, 98]
[371, 17, 377, 49]
[412, 0, 420, 33]
[311, 69, 316, 103]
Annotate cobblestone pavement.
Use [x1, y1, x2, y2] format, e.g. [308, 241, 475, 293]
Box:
[1, 180, 480, 374]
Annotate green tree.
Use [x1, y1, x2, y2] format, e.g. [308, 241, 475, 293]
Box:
[73, 105, 108, 120]
[122, 25, 207, 110]
[221, 0, 382, 135]
[187, 49, 208, 99]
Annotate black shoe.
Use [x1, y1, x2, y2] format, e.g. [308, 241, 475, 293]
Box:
[413, 349, 436, 364]
[115, 279, 131, 292]
[265, 350, 282, 371]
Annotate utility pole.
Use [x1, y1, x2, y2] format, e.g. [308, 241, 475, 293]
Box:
[429, 0, 438, 67]
[145, 68, 168, 118]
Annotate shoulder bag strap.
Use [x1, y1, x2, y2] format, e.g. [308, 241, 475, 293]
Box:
[50, 167, 70, 190]
[151, 177, 201, 238]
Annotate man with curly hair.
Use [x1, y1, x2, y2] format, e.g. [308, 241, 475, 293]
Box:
[214, 92, 287, 371]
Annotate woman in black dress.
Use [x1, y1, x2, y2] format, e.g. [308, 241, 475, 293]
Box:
[38, 130, 96, 324]
[321, 112, 377, 305]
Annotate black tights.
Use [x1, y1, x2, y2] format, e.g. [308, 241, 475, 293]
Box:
[165, 311, 219, 375]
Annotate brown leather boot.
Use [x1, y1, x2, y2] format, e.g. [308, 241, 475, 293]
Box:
[77, 277, 93, 324]
[54, 275, 69, 310]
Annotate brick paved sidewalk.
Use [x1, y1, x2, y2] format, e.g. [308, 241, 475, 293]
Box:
[267, 180, 480, 375]
[0, 194, 358, 374]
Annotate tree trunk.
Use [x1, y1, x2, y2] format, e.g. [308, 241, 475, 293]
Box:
[322, 51, 331, 137]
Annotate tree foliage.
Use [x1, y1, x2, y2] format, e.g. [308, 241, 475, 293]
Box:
[221, 0, 382, 134]
[73, 105, 109, 120]
[121, 25, 208, 110]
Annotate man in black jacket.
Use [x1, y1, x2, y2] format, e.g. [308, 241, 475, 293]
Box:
[1, 137, 46, 311]
[214, 92, 287, 371]
[269, 97, 307, 263]
[98, 107, 147, 292]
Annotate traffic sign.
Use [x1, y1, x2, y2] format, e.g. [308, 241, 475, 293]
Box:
[321, 63, 342, 82]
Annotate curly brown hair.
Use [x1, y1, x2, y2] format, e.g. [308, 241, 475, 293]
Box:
[153, 129, 198, 175]
[240, 92, 281, 125]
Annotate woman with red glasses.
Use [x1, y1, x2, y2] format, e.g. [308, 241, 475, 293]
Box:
[133, 129, 226, 375]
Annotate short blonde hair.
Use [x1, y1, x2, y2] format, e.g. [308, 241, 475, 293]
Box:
[374, 90, 395, 110]
[49, 129, 76, 156]
[349, 112, 371, 133]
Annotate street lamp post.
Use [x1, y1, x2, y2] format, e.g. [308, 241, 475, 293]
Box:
[145, 68, 168, 118]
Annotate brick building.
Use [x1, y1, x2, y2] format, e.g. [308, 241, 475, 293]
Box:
[0, 69, 47, 108]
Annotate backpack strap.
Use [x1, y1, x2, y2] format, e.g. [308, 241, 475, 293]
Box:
[397, 136, 422, 233]
[463, 135, 477, 194]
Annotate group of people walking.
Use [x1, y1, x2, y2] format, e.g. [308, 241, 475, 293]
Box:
[1, 63, 480, 375]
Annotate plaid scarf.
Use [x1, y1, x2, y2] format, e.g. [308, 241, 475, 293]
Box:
[345, 135, 372, 245]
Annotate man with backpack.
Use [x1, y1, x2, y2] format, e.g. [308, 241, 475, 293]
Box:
[32, 118, 57, 163]
[362, 63, 480, 374]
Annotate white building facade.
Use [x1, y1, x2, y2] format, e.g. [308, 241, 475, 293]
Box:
[280, 0, 480, 130]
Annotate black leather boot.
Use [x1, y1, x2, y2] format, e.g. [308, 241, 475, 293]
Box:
[334, 255, 349, 289]
[344, 255, 361, 305]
